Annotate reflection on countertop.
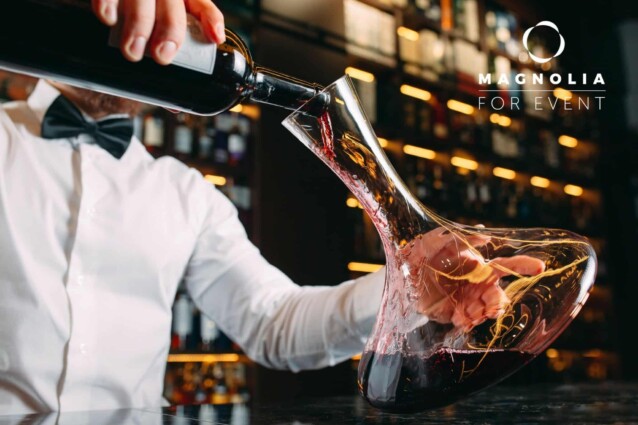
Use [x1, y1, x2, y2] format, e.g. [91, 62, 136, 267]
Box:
[1, 383, 637, 424]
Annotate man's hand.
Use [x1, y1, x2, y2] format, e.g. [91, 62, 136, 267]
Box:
[91, 0, 225, 65]
[401, 228, 546, 332]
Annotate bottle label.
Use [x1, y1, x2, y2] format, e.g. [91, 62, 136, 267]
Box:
[109, 15, 217, 75]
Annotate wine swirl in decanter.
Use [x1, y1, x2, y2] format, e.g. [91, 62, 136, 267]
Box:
[283, 76, 596, 412]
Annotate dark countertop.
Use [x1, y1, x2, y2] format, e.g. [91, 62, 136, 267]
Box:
[1, 383, 637, 424]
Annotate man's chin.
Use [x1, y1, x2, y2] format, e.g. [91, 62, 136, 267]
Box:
[49, 81, 143, 117]
[88, 93, 143, 117]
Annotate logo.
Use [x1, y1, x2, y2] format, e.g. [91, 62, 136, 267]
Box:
[522, 21, 565, 64]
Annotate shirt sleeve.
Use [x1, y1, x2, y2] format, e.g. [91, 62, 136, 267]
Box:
[183, 181, 384, 372]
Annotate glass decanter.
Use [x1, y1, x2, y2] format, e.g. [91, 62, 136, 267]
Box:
[282, 76, 597, 412]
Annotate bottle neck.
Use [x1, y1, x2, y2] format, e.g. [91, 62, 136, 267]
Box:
[249, 67, 327, 114]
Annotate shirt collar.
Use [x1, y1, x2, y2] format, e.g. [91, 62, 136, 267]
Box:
[27, 80, 62, 125]
[27, 80, 131, 125]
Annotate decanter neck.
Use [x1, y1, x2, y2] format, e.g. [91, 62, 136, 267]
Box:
[282, 76, 434, 248]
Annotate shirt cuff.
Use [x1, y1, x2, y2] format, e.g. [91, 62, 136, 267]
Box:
[350, 266, 385, 339]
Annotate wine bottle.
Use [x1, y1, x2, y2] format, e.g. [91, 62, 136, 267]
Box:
[0, 0, 325, 116]
[143, 109, 165, 155]
[172, 293, 193, 351]
[200, 314, 219, 352]
[213, 114, 231, 164]
[227, 114, 247, 167]
[198, 119, 215, 160]
[173, 113, 194, 160]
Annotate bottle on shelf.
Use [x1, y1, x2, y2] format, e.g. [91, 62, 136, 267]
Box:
[0, 1, 325, 115]
[213, 114, 232, 165]
[232, 364, 250, 403]
[173, 113, 194, 160]
[432, 164, 448, 210]
[452, 0, 480, 42]
[172, 292, 193, 351]
[211, 363, 229, 404]
[142, 109, 166, 156]
[414, 159, 429, 202]
[200, 314, 219, 352]
[197, 118, 216, 160]
[433, 99, 449, 140]
[412, 0, 442, 23]
[227, 114, 248, 167]
[540, 129, 561, 169]
[402, 96, 418, 139]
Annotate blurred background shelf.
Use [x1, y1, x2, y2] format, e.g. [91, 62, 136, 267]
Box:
[3, 0, 637, 407]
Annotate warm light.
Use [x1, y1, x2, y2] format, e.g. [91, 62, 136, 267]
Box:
[205, 174, 227, 186]
[168, 353, 241, 363]
[490, 113, 512, 127]
[546, 348, 559, 359]
[352, 353, 362, 361]
[348, 262, 383, 273]
[564, 184, 583, 197]
[583, 349, 604, 358]
[229, 104, 243, 113]
[451, 156, 479, 170]
[553, 87, 573, 101]
[530, 176, 550, 188]
[493, 167, 516, 180]
[378, 137, 389, 148]
[397, 26, 420, 41]
[447, 99, 475, 115]
[499, 116, 512, 127]
[559, 135, 579, 148]
[400, 84, 432, 101]
[346, 198, 362, 209]
[403, 144, 436, 160]
[345, 67, 375, 83]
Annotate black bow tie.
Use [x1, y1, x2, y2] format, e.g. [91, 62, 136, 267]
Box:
[41, 95, 134, 159]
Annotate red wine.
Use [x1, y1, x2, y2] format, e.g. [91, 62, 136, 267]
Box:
[359, 348, 535, 412]
[319, 112, 336, 160]
[0, 0, 324, 115]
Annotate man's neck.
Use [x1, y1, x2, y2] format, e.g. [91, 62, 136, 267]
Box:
[48, 81, 111, 120]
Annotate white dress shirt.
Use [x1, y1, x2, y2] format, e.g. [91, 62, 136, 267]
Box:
[0, 81, 384, 415]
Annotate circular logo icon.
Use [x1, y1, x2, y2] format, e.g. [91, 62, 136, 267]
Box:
[522, 21, 565, 64]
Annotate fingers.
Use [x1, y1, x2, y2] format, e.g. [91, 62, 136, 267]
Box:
[119, 0, 156, 62]
[92, 0, 119, 26]
[481, 285, 509, 317]
[149, 0, 187, 65]
[185, 0, 226, 43]
[489, 255, 546, 278]
[450, 284, 509, 331]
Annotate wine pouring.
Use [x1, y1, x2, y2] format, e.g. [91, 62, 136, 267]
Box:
[283, 76, 596, 412]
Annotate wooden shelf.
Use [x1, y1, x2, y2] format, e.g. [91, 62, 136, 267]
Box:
[167, 353, 250, 363]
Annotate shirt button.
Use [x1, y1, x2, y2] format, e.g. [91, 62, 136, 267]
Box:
[87, 207, 97, 217]
[77, 274, 85, 286]
[79, 343, 88, 355]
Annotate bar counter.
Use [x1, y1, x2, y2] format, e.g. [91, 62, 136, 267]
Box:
[2, 383, 636, 424]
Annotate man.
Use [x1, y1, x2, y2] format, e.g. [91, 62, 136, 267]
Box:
[0, 0, 543, 415]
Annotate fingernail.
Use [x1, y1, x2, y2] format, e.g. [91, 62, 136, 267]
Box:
[214, 23, 226, 44]
[157, 41, 177, 63]
[102, 3, 117, 25]
[127, 36, 146, 61]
